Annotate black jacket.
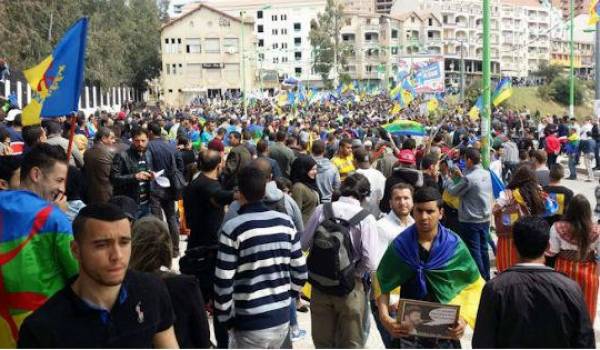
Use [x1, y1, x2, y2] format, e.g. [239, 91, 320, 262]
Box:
[473, 265, 594, 348]
[161, 273, 211, 349]
[110, 147, 151, 203]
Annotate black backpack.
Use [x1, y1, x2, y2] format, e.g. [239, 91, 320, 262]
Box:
[307, 202, 370, 296]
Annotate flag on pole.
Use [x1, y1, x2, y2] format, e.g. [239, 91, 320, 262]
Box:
[588, 0, 600, 25]
[492, 77, 513, 107]
[22, 18, 88, 126]
[468, 96, 483, 121]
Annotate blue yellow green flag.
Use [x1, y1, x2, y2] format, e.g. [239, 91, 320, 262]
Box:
[22, 18, 88, 126]
[492, 77, 512, 107]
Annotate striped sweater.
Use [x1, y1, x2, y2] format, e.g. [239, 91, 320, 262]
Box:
[214, 202, 307, 331]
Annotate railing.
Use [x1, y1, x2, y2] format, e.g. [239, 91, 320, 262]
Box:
[0, 78, 138, 113]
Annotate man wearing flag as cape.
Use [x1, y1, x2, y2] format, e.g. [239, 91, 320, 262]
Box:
[373, 187, 484, 348]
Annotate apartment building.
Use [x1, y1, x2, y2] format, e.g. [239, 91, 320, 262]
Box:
[160, 3, 256, 106]
[552, 0, 591, 20]
[374, 0, 395, 14]
[202, 0, 328, 86]
[391, 0, 566, 78]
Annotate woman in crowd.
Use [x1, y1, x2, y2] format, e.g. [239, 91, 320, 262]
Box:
[290, 155, 321, 225]
[130, 216, 211, 348]
[494, 165, 547, 272]
[547, 194, 600, 322]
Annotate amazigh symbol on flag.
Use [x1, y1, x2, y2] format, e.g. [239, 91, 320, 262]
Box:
[22, 18, 88, 126]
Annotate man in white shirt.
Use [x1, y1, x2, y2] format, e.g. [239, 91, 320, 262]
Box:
[354, 147, 387, 219]
[371, 182, 414, 348]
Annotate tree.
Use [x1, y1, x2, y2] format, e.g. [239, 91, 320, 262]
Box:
[550, 76, 584, 106]
[533, 62, 564, 84]
[309, 0, 347, 89]
[0, 0, 161, 91]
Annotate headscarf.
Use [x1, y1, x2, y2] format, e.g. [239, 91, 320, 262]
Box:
[290, 155, 321, 199]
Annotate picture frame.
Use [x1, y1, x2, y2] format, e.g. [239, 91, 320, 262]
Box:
[396, 299, 460, 339]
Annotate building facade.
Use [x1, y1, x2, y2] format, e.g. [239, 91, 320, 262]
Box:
[391, 0, 569, 79]
[552, 0, 591, 20]
[375, 0, 395, 14]
[160, 4, 256, 106]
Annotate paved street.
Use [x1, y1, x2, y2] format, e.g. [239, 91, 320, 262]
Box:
[174, 163, 600, 349]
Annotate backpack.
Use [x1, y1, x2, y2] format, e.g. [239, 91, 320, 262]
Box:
[307, 202, 370, 296]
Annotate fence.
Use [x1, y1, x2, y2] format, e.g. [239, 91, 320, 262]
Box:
[0, 78, 143, 115]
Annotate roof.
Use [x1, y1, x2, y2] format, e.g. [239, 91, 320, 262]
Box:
[161, 3, 254, 31]
[394, 11, 424, 22]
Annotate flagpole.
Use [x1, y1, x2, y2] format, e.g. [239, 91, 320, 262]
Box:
[569, 0, 575, 118]
[481, 0, 491, 169]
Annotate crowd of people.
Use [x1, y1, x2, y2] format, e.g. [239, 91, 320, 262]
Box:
[0, 93, 599, 348]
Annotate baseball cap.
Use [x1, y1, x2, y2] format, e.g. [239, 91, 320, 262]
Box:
[397, 149, 416, 165]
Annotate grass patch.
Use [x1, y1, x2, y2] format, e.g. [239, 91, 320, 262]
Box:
[504, 87, 593, 119]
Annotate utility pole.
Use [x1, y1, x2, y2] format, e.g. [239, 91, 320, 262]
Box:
[481, 0, 491, 169]
[569, 0, 575, 118]
[333, 12, 339, 88]
[596, 21, 600, 103]
[240, 10, 247, 117]
[384, 18, 392, 93]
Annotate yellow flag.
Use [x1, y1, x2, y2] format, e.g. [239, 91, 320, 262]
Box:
[427, 98, 439, 112]
[22, 56, 54, 126]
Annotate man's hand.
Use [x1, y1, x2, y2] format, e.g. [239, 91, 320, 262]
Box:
[381, 314, 413, 338]
[52, 191, 68, 212]
[135, 171, 153, 181]
[448, 317, 466, 340]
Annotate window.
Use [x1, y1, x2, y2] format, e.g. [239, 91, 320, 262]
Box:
[365, 65, 373, 73]
[428, 31, 434, 39]
[187, 63, 202, 77]
[428, 18, 433, 26]
[295, 51, 302, 60]
[281, 43, 288, 49]
[366, 18, 371, 25]
[258, 25, 264, 33]
[282, 28, 288, 35]
[294, 23, 301, 31]
[411, 16, 415, 23]
[166, 64, 170, 75]
[223, 38, 239, 53]
[391, 47, 399, 55]
[345, 18, 351, 26]
[281, 14, 287, 20]
[273, 43, 278, 49]
[282, 56, 288, 63]
[443, 15, 448, 24]
[273, 57, 279, 63]
[258, 53, 265, 60]
[186, 38, 201, 53]
[365, 33, 376, 41]
[258, 39, 264, 47]
[391, 29, 398, 39]
[204, 38, 220, 53]
[168, 89, 173, 93]
[272, 15, 277, 21]
[172, 64, 177, 75]
[257, 10, 263, 19]
[272, 29, 278, 35]
[294, 37, 301, 46]
[295, 67, 302, 75]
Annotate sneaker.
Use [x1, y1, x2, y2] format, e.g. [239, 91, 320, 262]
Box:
[291, 329, 307, 342]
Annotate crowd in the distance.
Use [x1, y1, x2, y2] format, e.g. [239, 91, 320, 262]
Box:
[0, 94, 598, 349]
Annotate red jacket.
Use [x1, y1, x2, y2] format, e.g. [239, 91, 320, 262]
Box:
[545, 134, 561, 155]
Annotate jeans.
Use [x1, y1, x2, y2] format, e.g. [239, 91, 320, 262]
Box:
[228, 322, 289, 349]
[135, 202, 151, 219]
[594, 139, 600, 169]
[214, 314, 229, 349]
[458, 221, 491, 280]
[150, 195, 180, 253]
[370, 299, 394, 348]
[584, 152, 595, 180]
[547, 153, 558, 168]
[568, 153, 578, 179]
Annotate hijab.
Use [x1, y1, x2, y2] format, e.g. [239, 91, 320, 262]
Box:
[290, 155, 321, 199]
